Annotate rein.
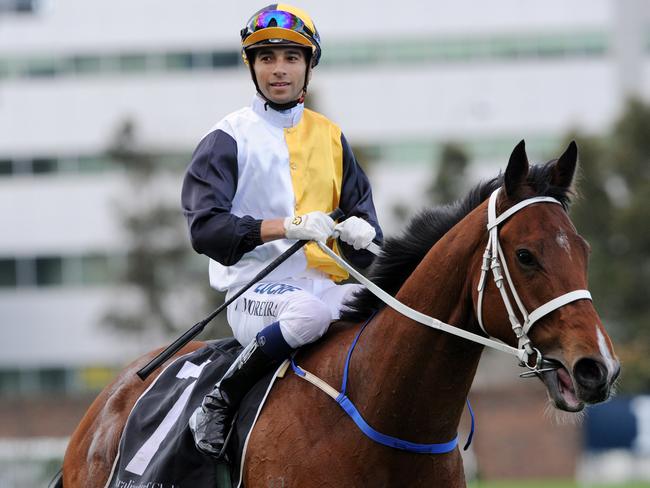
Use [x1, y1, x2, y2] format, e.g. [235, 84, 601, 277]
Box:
[318, 188, 592, 374]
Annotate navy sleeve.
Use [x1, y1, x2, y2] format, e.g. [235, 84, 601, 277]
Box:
[181, 129, 263, 266]
[338, 133, 383, 268]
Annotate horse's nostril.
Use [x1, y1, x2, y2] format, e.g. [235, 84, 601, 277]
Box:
[574, 358, 608, 390]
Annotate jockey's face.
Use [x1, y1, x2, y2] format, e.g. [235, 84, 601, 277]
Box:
[252, 47, 309, 105]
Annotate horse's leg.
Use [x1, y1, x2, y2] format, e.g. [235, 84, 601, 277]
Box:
[62, 343, 204, 487]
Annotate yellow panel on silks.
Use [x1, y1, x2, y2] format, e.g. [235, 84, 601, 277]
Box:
[284, 109, 348, 281]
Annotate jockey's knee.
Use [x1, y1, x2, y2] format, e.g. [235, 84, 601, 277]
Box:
[278, 297, 332, 348]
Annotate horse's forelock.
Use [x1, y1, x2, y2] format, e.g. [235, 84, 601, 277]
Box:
[528, 160, 575, 209]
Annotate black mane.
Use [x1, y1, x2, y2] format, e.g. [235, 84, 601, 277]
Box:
[340, 161, 574, 322]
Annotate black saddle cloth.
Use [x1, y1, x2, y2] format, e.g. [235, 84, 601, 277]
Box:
[107, 338, 280, 488]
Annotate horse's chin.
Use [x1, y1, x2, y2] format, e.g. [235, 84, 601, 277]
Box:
[539, 362, 585, 413]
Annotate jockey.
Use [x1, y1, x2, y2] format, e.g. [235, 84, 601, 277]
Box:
[181, 4, 382, 459]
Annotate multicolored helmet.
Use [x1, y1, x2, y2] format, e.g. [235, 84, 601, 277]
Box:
[240, 4, 322, 68]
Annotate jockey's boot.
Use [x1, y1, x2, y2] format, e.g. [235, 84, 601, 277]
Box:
[190, 322, 293, 459]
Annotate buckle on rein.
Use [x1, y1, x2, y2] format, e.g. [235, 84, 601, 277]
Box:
[518, 346, 559, 378]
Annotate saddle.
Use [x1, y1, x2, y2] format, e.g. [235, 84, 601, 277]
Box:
[106, 339, 284, 488]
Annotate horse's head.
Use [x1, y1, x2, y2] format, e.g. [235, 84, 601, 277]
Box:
[475, 140, 620, 413]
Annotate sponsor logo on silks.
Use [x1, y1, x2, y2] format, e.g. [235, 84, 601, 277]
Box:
[237, 298, 279, 317]
[254, 283, 301, 295]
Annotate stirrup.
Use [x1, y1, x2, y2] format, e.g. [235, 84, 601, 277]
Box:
[215, 413, 238, 463]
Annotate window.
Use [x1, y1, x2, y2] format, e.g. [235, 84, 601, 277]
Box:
[0, 369, 75, 395]
[0, 369, 21, 394]
[56, 157, 80, 173]
[191, 51, 214, 70]
[24, 58, 59, 78]
[0, 0, 39, 14]
[81, 254, 112, 285]
[15, 258, 35, 286]
[0, 59, 9, 79]
[0, 30, 616, 81]
[77, 155, 110, 173]
[0, 259, 17, 287]
[38, 368, 68, 392]
[0, 159, 12, 175]
[71, 55, 102, 74]
[35, 256, 63, 286]
[165, 52, 194, 70]
[118, 53, 148, 73]
[11, 159, 32, 175]
[536, 37, 565, 58]
[211, 50, 239, 68]
[158, 152, 190, 170]
[0, 253, 129, 288]
[31, 157, 58, 174]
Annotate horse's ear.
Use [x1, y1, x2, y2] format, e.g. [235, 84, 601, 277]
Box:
[504, 140, 529, 197]
[551, 140, 578, 189]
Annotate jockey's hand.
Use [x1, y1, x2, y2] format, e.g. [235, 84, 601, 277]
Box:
[284, 211, 335, 242]
[334, 216, 376, 251]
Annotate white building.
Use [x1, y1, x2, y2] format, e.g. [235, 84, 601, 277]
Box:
[0, 0, 648, 401]
[1, 1, 649, 486]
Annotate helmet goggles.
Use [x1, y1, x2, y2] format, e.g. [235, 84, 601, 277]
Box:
[241, 8, 321, 66]
[242, 9, 318, 42]
[250, 9, 308, 33]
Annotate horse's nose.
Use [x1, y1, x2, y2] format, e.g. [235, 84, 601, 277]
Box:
[611, 362, 621, 382]
[573, 357, 610, 402]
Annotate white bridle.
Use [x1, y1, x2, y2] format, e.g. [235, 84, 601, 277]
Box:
[317, 187, 592, 374]
[476, 188, 592, 368]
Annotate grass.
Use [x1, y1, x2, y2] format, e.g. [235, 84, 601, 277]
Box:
[468, 481, 650, 488]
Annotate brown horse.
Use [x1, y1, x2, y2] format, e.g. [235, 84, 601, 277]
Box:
[61, 141, 619, 487]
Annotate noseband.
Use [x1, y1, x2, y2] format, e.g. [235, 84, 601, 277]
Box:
[476, 188, 592, 373]
[317, 187, 592, 376]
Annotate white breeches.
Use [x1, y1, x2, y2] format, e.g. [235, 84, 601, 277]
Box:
[226, 278, 362, 348]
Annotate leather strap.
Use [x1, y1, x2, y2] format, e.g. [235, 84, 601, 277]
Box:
[523, 290, 592, 336]
[316, 242, 527, 362]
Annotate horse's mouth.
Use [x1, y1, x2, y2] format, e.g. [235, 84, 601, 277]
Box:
[539, 359, 585, 412]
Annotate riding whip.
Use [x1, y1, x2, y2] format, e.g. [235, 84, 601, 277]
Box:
[136, 208, 345, 380]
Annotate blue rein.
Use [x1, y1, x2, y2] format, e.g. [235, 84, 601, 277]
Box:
[291, 313, 475, 454]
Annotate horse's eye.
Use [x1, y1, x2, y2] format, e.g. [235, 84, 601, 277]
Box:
[516, 249, 536, 266]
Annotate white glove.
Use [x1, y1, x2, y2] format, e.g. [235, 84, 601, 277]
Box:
[284, 211, 335, 242]
[334, 216, 376, 250]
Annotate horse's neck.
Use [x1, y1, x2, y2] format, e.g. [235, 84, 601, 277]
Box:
[348, 206, 486, 443]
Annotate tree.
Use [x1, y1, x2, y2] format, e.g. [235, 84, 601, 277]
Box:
[421, 123, 649, 392]
[427, 142, 470, 205]
[567, 98, 650, 392]
[103, 119, 230, 341]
